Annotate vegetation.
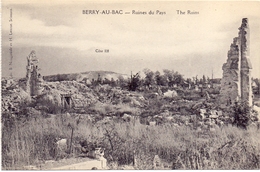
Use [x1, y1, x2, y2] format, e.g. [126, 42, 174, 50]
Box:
[128, 72, 141, 91]
[2, 114, 259, 170]
[231, 100, 251, 129]
[84, 69, 219, 92]
[2, 69, 260, 170]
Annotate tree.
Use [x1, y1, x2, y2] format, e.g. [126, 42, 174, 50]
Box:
[202, 75, 206, 84]
[195, 75, 198, 85]
[186, 78, 192, 84]
[207, 76, 210, 84]
[110, 78, 116, 87]
[173, 72, 184, 86]
[97, 73, 102, 84]
[128, 72, 140, 91]
[186, 78, 192, 89]
[154, 71, 167, 86]
[143, 68, 155, 88]
[163, 69, 174, 87]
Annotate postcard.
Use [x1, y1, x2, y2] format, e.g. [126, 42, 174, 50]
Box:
[1, 0, 260, 170]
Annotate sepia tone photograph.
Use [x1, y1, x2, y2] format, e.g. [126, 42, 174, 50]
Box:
[1, 0, 260, 170]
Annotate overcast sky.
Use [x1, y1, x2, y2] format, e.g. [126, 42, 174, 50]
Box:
[1, 1, 260, 79]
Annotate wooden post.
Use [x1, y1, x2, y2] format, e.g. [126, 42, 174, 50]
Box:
[69, 128, 74, 154]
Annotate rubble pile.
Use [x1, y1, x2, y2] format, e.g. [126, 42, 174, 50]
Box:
[2, 78, 147, 117]
[1, 79, 31, 115]
[91, 85, 146, 107]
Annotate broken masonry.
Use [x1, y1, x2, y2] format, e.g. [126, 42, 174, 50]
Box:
[220, 18, 253, 106]
[26, 50, 43, 96]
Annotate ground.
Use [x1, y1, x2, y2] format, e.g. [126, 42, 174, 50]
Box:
[1, 78, 260, 170]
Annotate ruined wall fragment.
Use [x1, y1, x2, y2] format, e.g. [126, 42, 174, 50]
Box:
[26, 51, 43, 96]
[219, 18, 252, 106]
[239, 18, 253, 106]
[219, 37, 240, 105]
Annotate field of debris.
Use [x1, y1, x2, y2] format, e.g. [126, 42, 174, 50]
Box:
[1, 69, 260, 170]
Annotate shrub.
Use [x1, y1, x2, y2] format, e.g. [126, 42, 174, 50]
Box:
[231, 100, 251, 129]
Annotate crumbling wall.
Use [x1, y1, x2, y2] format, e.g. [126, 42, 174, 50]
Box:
[219, 37, 240, 105]
[219, 18, 252, 106]
[26, 51, 43, 96]
[239, 18, 253, 106]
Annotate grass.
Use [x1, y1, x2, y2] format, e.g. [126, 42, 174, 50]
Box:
[2, 113, 260, 170]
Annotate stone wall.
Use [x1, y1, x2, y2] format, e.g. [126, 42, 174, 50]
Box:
[26, 51, 43, 96]
[219, 37, 240, 105]
[239, 18, 253, 106]
[219, 18, 252, 106]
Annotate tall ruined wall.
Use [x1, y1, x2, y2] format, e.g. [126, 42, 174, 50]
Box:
[219, 37, 240, 105]
[239, 18, 253, 106]
[219, 18, 252, 106]
[26, 51, 43, 96]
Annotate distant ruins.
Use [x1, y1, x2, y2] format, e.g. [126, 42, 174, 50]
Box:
[220, 18, 253, 106]
[26, 51, 43, 96]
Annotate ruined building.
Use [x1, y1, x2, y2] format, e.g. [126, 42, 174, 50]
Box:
[220, 18, 253, 106]
[26, 51, 43, 96]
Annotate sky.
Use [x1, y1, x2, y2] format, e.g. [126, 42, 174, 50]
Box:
[1, 0, 260, 79]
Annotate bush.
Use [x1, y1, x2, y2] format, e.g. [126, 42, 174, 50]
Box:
[231, 100, 251, 129]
